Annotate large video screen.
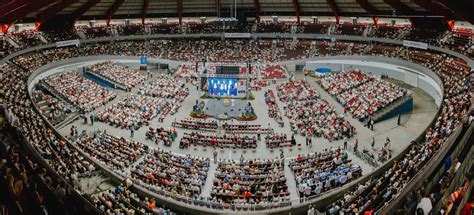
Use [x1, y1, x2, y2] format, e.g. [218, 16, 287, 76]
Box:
[208, 78, 238, 96]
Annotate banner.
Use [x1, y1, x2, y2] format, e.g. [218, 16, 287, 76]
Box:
[224, 33, 251, 38]
[140, 55, 148, 65]
[403, 40, 428, 50]
[56, 39, 80, 48]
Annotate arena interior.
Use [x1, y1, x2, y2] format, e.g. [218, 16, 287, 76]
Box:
[0, 0, 473, 215]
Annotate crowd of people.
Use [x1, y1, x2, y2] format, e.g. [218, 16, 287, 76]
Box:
[130, 149, 210, 198]
[137, 74, 189, 115]
[146, 126, 178, 146]
[172, 118, 219, 130]
[264, 90, 284, 126]
[0, 26, 472, 214]
[74, 131, 148, 170]
[33, 90, 75, 125]
[289, 148, 362, 200]
[222, 123, 272, 134]
[97, 95, 172, 129]
[320, 69, 409, 121]
[211, 159, 290, 205]
[277, 80, 356, 141]
[180, 132, 257, 149]
[42, 71, 117, 112]
[86, 61, 147, 89]
[265, 133, 296, 148]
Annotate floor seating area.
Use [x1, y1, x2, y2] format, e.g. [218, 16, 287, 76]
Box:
[172, 119, 219, 130]
[211, 159, 290, 205]
[146, 126, 178, 146]
[277, 80, 355, 141]
[97, 95, 172, 129]
[180, 132, 257, 149]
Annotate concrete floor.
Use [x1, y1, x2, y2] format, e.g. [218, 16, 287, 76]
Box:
[57, 68, 438, 202]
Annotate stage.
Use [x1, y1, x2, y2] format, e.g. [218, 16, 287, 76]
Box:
[204, 99, 252, 119]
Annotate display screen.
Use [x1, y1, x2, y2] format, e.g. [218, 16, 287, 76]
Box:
[208, 78, 238, 96]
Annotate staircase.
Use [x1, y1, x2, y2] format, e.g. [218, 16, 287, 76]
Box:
[362, 44, 373, 54]
[77, 30, 87, 40]
[37, 33, 49, 44]
[5, 36, 20, 48]
[396, 29, 410, 40]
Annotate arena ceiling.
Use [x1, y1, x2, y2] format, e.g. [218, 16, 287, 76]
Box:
[0, 0, 473, 27]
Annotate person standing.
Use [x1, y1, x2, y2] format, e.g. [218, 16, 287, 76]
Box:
[212, 147, 218, 164]
[307, 205, 315, 215]
[354, 139, 358, 152]
[90, 114, 94, 125]
[130, 128, 134, 138]
[371, 136, 375, 148]
[343, 137, 348, 150]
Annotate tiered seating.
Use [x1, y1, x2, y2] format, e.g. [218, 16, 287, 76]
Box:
[373, 26, 401, 39]
[97, 95, 172, 129]
[42, 71, 116, 112]
[211, 159, 289, 205]
[75, 131, 148, 170]
[277, 80, 355, 141]
[146, 126, 178, 146]
[320, 70, 409, 120]
[255, 64, 288, 79]
[172, 118, 218, 130]
[86, 62, 146, 89]
[33, 90, 75, 125]
[289, 148, 362, 197]
[130, 149, 210, 198]
[180, 132, 257, 149]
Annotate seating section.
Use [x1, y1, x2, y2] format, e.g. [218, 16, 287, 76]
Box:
[86, 62, 146, 89]
[211, 159, 289, 205]
[222, 123, 272, 134]
[33, 89, 75, 125]
[131, 149, 210, 198]
[265, 133, 295, 148]
[277, 80, 355, 141]
[138, 74, 189, 115]
[42, 71, 116, 112]
[320, 70, 409, 121]
[180, 132, 257, 149]
[289, 148, 362, 198]
[172, 119, 219, 130]
[264, 90, 284, 125]
[254, 64, 288, 79]
[75, 131, 148, 170]
[146, 126, 178, 146]
[97, 95, 172, 129]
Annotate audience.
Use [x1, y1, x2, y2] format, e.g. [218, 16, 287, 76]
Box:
[277, 80, 355, 141]
[180, 132, 257, 149]
[320, 69, 409, 121]
[97, 95, 172, 129]
[74, 131, 148, 170]
[131, 149, 210, 198]
[42, 71, 116, 112]
[211, 159, 290, 205]
[146, 126, 178, 146]
[289, 147, 362, 198]
[87, 61, 146, 89]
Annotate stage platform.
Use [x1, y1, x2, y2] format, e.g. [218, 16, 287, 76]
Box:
[204, 99, 252, 120]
